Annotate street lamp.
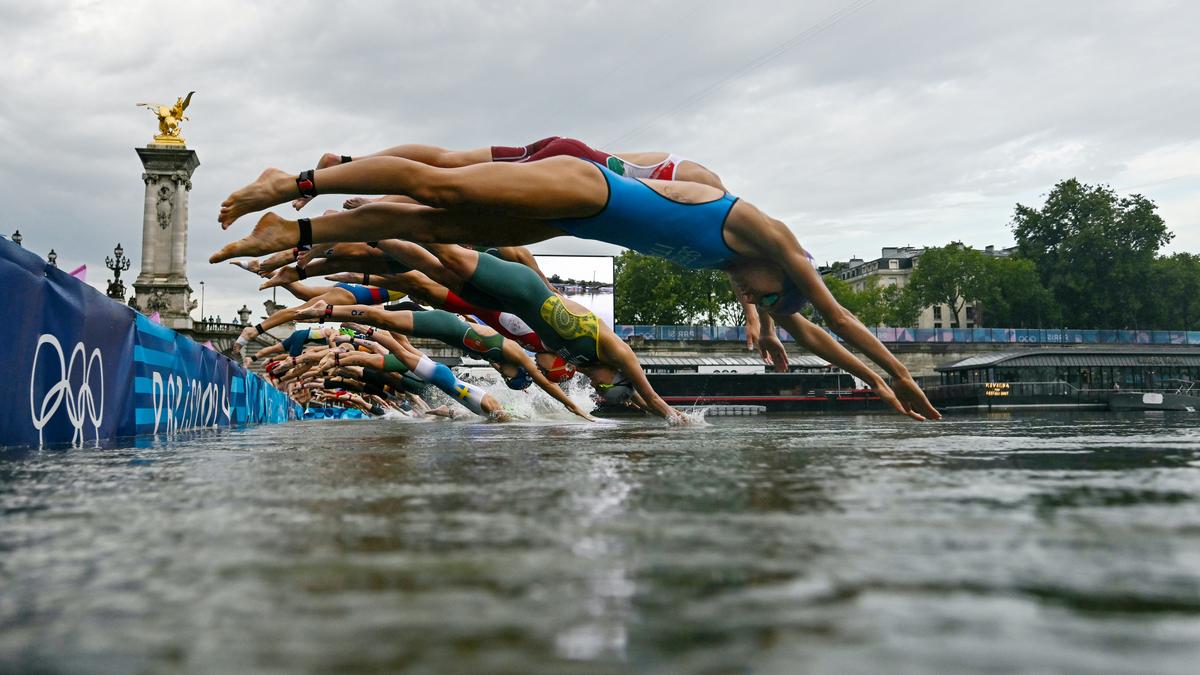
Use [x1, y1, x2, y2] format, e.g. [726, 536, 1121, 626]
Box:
[199, 280, 205, 320]
[47, 249, 57, 267]
[237, 304, 252, 326]
[105, 242, 131, 300]
[11, 230, 22, 247]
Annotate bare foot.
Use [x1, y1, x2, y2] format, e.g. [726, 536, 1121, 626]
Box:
[343, 197, 377, 209]
[220, 168, 295, 229]
[259, 265, 301, 290]
[210, 212, 300, 263]
[294, 299, 328, 321]
[229, 259, 262, 275]
[257, 249, 303, 274]
[292, 154, 345, 211]
[323, 272, 360, 284]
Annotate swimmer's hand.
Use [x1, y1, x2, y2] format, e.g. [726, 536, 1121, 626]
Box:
[891, 375, 942, 421]
[665, 409, 693, 426]
[870, 378, 930, 422]
[758, 333, 789, 373]
[745, 317, 761, 352]
[571, 405, 598, 422]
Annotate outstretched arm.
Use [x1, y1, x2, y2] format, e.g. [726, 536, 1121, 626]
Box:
[772, 243, 940, 420]
[507, 344, 594, 422]
[600, 335, 683, 421]
[772, 313, 925, 421]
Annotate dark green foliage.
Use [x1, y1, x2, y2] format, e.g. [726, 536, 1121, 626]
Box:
[1011, 179, 1173, 328]
[613, 252, 742, 326]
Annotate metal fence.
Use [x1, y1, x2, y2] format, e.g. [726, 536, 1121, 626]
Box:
[614, 325, 1200, 345]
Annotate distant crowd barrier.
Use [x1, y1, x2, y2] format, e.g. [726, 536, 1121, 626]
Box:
[615, 325, 1200, 346]
[1, 238, 298, 448]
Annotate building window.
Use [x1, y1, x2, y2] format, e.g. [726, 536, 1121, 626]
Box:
[966, 306, 976, 320]
[933, 322, 942, 328]
[888, 259, 899, 270]
[933, 306, 943, 320]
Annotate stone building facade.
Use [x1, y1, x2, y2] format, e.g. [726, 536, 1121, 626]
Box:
[826, 245, 1016, 329]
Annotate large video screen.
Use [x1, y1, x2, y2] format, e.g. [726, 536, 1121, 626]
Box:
[533, 255, 614, 327]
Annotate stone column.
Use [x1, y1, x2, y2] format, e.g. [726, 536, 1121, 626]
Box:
[139, 172, 157, 276]
[131, 145, 200, 332]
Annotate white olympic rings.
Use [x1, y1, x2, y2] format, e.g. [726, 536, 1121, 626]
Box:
[29, 334, 105, 446]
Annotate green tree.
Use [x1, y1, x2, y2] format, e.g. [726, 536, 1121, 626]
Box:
[1011, 179, 1172, 328]
[975, 256, 1060, 327]
[613, 252, 741, 325]
[906, 243, 990, 328]
[1143, 253, 1200, 330]
[813, 275, 920, 327]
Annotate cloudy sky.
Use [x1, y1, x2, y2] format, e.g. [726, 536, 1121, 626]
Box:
[1, 0, 1196, 322]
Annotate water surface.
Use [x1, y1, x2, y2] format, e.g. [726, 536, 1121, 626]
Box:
[3, 412, 1200, 674]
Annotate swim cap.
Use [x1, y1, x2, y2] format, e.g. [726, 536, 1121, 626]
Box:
[759, 279, 810, 315]
[540, 355, 577, 383]
[598, 373, 634, 404]
[505, 366, 534, 390]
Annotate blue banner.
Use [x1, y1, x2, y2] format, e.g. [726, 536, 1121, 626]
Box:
[1, 237, 297, 449]
[2, 241, 135, 447]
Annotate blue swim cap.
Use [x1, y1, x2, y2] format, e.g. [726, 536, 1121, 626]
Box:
[506, 366, 534, 390]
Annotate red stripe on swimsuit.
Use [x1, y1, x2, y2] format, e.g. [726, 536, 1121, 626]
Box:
[442, 290, 547, 352]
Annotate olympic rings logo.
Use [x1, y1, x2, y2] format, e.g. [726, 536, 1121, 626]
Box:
[29, 334, 105, 446]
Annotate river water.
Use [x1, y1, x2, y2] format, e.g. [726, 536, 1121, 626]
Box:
[3, 412, 1200, 674]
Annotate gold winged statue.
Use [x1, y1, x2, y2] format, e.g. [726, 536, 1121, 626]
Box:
[137, 91, 194, 145]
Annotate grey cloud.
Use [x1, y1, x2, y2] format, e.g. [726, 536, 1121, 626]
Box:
[1, 0, 1197, 321]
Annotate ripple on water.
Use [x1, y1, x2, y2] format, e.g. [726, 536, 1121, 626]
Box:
[2, 411, 1200, 674]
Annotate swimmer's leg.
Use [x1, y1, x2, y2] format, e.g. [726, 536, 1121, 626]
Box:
[411, 355, 489, 417]
[210, 205, 561, 262]
[218, 155, 603, 228]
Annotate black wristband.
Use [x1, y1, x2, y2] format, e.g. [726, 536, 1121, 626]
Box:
[254, 323, 265, 336]
[366, 241, 379, 249]
[297, 218, 313, 248]
[362, 272, 370, 286]
[296, 265, 307, 280]
[296, 169, 317, 198]
[340, 155, 352, 164]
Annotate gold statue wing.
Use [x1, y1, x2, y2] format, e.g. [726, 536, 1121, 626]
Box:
[181, 91, 194, 111]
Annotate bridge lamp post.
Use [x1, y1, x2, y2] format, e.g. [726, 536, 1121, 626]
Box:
[199, 280, 205, 321]
[47, 249, 57, 267]
[11, 230, 22, 247]
[237, 304, 252, 326]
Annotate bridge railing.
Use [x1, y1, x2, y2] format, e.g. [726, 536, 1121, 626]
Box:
[615, 325, 1200, 345]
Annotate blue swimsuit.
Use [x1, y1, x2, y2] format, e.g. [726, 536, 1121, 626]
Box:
[551, 160, 740, 269]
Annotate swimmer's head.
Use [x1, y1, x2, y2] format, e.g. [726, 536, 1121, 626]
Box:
[757, 278, 810, 315]
[535, 353, 577, 383]
[505, 365, 534, 390]
[725, 254, 814, 316]
[591, 369, 634, 405]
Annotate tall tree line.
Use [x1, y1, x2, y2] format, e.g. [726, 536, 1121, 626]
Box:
[614, 178, 1199, 329]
